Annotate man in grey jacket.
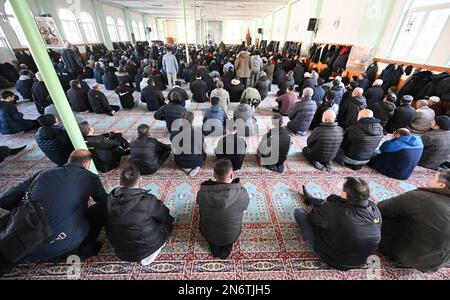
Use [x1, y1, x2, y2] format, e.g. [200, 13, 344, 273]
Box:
[162, 48, 179, 88]
[197, 159, 250, 259]
[250, 51, 263, 87]
[408, 100, 436, 134]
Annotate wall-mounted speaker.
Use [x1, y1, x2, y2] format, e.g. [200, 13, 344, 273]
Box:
[146, 27, 152, 33]
[258, 28, 263, 34]
[307, 18, 318, 32]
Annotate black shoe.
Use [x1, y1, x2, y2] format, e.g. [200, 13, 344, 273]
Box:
[9, 145, 27, 156]
[77, 241, 102, 261]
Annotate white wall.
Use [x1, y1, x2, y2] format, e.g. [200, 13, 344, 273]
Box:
[222, 20, 253, 44]
[272, 7, 287, 41]
[286, 0, 315, 44]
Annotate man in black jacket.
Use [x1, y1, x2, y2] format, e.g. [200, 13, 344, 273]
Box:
[61, 42, 84, 77]
[154, 92, 187, 134]
[337, 87, 367, 130]
[141, 79, 166, 112]
[0, 92, 40, 135]
[215, 123, 247, 171]
[114, 81, 136, 109]
[167, 86, 189, 107]
[190, 73, 209, 103]
[196, 159, 250, 259]
[336, 109, 384, 171]
[130, 124, 172, 175]
[35, 114, 74, 166]
[106, 164, 174, 265]
[31, 72, 52, 114]
[295, 177, 381, 271]
[79, 121, 130, 173]
[363, 79, 385, 109]
[67, 80, 92, 113]
[88, 84, 120, 116]
[0, 150, 108, 267]
[258, 114, 292, 174]
[303, 110, 344, 171]
[378, 170, 450, 272]
[372, 93, 397, 132]
[386, 95, 416, 134]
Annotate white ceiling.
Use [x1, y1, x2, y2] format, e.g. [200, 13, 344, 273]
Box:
[100, 0, 290, 21]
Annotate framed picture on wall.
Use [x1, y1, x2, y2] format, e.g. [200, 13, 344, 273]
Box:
[34, 17, 65, 48]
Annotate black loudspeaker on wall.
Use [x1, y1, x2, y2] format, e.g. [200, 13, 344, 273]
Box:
[307, 18, 318, 31]
[258, 28, 263, 34]
[146, 27, 152, 33]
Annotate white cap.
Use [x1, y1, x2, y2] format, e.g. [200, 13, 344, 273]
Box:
[429, 96, 441, 103]
[304, 72, 311, 78]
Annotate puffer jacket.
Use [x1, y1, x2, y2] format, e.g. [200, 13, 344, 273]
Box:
[197, 179, 250, 246]
[331, 85, 345, 106]
[16, 75, 33, 100]
[35, 125, 74, 166]
[235, 51, 251, 78]
[172, 127, 205, 169]
[305, 123, 344, 163]
[32, 81, 52, 114]
[254, 76, 271, 100]
[154, 103, 187, 133]
[233, 103, 258, 136]
[67, 87, 91, 112]
[102, 73, 119, 90]
[337, 96, 367, 130]
[342, 118, 384, 161]
[106, 187, 174, 262]
[94, 67, 104, 84]
[210, 88, 230, 110]
[387, 104, 416, 133]
[141, 85, 165, 112]
[0, 101, 35, 134]
[130, 137, 172, 175]
[369, 135, 424, 180]
[115, 84, 136, 109]
[88, 89, 114, 114]
[241, 87, 261, 103]
[364, 86, 385, 109]
[203, 105, 228, 136]
[408, 106, 436, 134]
[190, 79, 209, 103]
[229, 82, 246, 103]
[287, 97, 317, 134]
[420, 130, 450, 170]
[372, 101, 396, 128]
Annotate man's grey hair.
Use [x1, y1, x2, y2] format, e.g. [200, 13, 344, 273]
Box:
[303, 87, 314, 98]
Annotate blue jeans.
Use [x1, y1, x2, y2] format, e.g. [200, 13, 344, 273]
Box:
[294, 209, 317, 252]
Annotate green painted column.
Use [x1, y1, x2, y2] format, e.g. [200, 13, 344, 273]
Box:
[123, 8, 134, 43]
[9, 0, 97, 174]
[91, 0, 113, 49]
[182, 0, 190, 64]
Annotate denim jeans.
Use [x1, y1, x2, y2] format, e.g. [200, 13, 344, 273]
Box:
[294, 208, 317, 252]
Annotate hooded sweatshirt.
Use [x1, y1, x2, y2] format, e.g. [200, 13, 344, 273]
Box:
[196, 179, 250, 246]
[105, 187, 174, 262]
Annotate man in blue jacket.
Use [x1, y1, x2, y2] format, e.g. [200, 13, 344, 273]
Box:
[369, 128, 424, 180]
[0, 150, 108, 264]
[203, 97, 228, 136]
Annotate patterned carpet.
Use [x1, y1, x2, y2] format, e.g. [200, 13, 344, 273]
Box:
[0, 79, 448, 280]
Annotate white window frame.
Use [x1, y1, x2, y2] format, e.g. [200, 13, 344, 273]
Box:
[388, 1, 450, 63]
[116, 18, 129, 42]
[79, 12, 99, 43]
[4, 0, 28, 47]
[132, 20, 140, 41]
[138, 22, 146, 41]
[59, 8, 84, 44]
[106, 16, 119, 42]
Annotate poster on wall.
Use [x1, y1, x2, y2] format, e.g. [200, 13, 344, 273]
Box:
[346, 46, 374, 71]
[34, 17, 64, 48]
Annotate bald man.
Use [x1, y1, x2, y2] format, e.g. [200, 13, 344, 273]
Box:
[337, 87, 367, 130]
[336, 109, 384, 171]
[0, 149, 108, 269]
[302, 110, 345, 171]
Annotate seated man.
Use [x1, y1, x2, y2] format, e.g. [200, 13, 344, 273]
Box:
[67, 80, 92, 113]
[130, 124, 172, 175]
[154, 92, 187, 134]
[196, 159, 250, 259]
[114, 80, 136, 110]
[167, 85, 189, 107]
[369, 128, 423, 180]
[102, 67, 119, 91]
[190, 73, 209, 103]
[31, 72, 52, 114]
[0, 150, 108, 275]
[337, 87, 367, 130]
[287, 88, 317, 136]
[203, 97, 228, 136]
[171, 111, 206, 177]
[408, 100, 436, 134]
[79, 121, 130, 173]
[336, 109, 384, 171]
[0, 145, 26, 164]
[106, 164, 174, 266]
[215, 123, 247, 171]
[16, 70, 34, 101]
[378, 170, 450, 272]
[210, 80, 230, 111]
[420, 116, 450, 170]
[311, 90, 339, 129]
[241, 87, 262, 109]
[302, 110, 344, 171]
[258, 114, 292, 174]
[273, 85, 298, 116]
[233, 98, 258, 137]
[141, 79, 165, 112]
[35, 114, 74, 167]
[386, 95, 416, 134]
[295, 177, 382, 271]
[88, 84, 120, 116]
[0, 91, 40, 135]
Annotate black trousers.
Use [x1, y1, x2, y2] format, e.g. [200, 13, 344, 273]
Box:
[76, 201, 106, 260]
[209, 243, 233, 260]
[0, 146, 10, 164]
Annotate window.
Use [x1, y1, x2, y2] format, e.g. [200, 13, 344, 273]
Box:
[59, 8, 83, 44]
[132, 20, 140, 41]
[106, 16, 119, 42]
[4, 0, 28, 47]
[139, 22, 146, 41]
[79, 12, 99, 43]
[390, 0, 450, 63]
[116, 18, 128, 41]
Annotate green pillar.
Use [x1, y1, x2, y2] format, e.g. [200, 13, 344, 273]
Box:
[92, 0, 113, 49]
[123, 8, 134, 43]
[182, 0, 190, 64]
[9, 0, 97, 174]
